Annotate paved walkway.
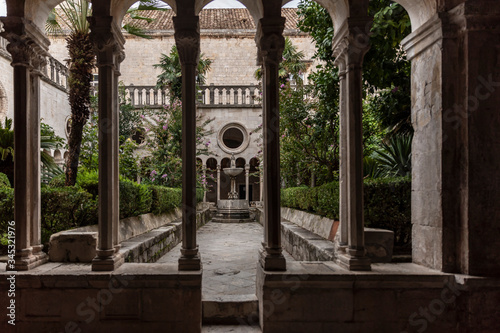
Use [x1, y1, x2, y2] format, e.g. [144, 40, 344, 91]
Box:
[158, 222, 294, 298]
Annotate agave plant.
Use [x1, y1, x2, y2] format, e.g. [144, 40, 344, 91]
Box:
[372, 133, 412, 178]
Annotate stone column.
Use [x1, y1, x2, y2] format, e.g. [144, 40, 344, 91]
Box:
[113, 49, 125, 252]
[2, 19, 50, 271]
[333, 19, 371, 271]
[245, 164, 250, 202]
[174, 15, 201, 271]
[29, 52, 46, 263]
[256, 17, 286, 271]
[203, 168, 207, 203]
[335, 53, 348, 250]
[89, 16, 124, 271]
[259, 160, 264, 202]
[217, 164, 221, 203]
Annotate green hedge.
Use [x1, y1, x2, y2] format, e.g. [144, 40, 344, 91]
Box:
[0, 173, 11, 188]
[150, 186, 182, 215]
[40, 187, 98, 244]
[281, 177, 411, 248]
[1, 170, 206, 247]
[120, 179, 152, 219]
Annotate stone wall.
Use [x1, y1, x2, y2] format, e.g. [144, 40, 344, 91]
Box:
[256, 263, 500, 333]
[48, 32, 318, 87]
[0, 51, 70, 142]
[0, 264, 202, 332]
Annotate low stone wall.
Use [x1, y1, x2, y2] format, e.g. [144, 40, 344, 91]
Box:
[254, 208, 394, 263]
[0, 263, 202, 332]
[256, 262, 500, 333]
[49, 205, 211, 263]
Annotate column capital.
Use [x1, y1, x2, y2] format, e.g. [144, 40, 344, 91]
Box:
[173, 16, 200, 66]
[256, 17, 286, 66]
[1, 18, 49, 70]
[88, 16, 125, 66]
[332, 17, 372, 68]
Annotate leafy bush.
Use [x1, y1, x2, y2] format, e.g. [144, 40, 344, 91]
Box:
[0, 187, 14, 246]
[76, 170, 99, 198]
[0, 172, 11, 188]
[364, 177, 411, 249]
[119, 178, 152, 219]
[150, 186, 182, 215]
[48, 173, 66, 188]
[40, 187, 98, 244]
[281, 177, 411, 248]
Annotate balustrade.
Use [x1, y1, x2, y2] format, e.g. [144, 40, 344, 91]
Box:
[122, 84, 262, 108]
[0, 37, 68, 90]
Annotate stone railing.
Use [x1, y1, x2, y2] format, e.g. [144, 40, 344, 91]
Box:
[123, 84, 262, 108]
[0, 36, 68, 91]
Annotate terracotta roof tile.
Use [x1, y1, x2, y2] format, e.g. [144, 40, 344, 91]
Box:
[122, 8, 300, 31]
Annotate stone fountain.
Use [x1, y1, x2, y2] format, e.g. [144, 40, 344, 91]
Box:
[212, 154, 253, 223]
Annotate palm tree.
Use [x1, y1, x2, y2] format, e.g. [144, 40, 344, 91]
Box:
[254, 37, 307, 85]
[154, 45, 213, 102]
[0, 118, 64, 185]
[46, 0, 164, 186]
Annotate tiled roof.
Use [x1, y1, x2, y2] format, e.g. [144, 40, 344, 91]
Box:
[122, 8, 300, 31]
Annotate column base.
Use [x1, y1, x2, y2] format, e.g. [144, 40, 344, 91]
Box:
[259, 247, 286, 271]
[9, 248, 49, 271]
[179, 247, 202, 271]
[338, 252, 371, 271]
[92, 253, 124, 271]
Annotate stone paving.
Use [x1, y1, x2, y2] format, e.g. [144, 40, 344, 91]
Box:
[157, 222, 294, 298]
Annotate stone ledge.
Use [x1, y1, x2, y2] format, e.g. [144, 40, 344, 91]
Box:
[49, 205, 211, 263]
[255, 208, 394, 263]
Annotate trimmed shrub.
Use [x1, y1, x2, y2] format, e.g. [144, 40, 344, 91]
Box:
[150, 186, 182, 215]
[77, 170, 99, 198]
[364, 177, 411, 249]
[119, 178, 152, 219]
[0, 172, 11, 188]
[48, 173, 66, 188]
[281, 177, 411, 249]
[41, 187, 98, 244]
[315, 182, 340, 220]
[0, 187, 14, 246]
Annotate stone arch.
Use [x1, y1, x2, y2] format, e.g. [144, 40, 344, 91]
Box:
[236, 157, 246, 168]
[111, 0, 177, 29]
[0, 81, 7, 119]
[206, 157, 217, 170]
[53, 149, 62, 160]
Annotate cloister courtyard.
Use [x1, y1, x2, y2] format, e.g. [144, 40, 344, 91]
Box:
[1, 0, 500, 332]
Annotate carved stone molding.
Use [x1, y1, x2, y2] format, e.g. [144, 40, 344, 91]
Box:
[89, 16, 125, 67]
[332, 17, 372, 69]
[173, 16, 200, 66]
[256, 17, 286, 66]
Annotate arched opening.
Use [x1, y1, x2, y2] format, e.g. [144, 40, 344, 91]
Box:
[0, 81, 7, 119]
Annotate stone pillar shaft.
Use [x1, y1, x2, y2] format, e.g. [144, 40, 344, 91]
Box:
[217, 164, 221, 203]
[3, 27, 49, 270]
[245, 164, 250, 202]
[257, 17, 286, 271]
[89, 16, 124, 271]
[13, 62, 32, 261]
[174, 15, 201, 271]
[333, 19, 372, 271]
[337, 57, 348, 249]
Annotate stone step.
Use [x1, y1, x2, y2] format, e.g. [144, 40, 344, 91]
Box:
[202, 294, 259, 325]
